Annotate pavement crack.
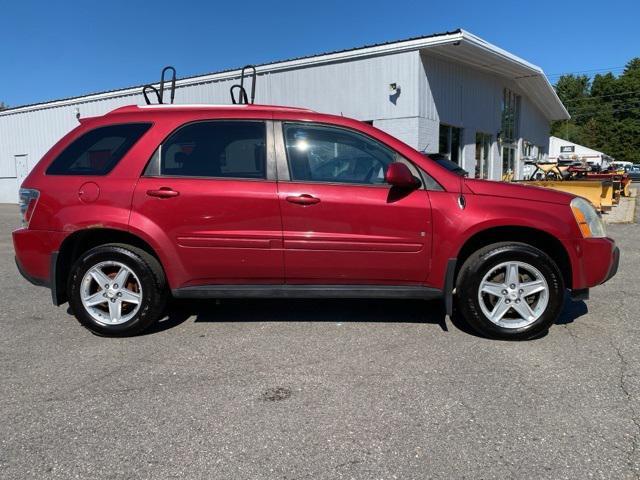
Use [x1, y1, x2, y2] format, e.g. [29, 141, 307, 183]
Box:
[562, 323, 580, 346]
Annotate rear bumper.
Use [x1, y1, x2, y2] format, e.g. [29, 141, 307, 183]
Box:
[15, 256, 50, 287]
[12, 228, 66, 293]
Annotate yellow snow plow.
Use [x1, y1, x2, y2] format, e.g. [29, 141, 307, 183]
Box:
[519, 179, 613, 212]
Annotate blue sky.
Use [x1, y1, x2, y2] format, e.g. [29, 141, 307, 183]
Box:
[2, 0, 638, 107]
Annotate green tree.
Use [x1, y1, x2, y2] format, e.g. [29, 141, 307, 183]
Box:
[551, 74, 591, 142]
[0, 101, 7, 111]
[551, 58, 640, 163]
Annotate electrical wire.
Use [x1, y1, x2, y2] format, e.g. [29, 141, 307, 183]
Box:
[561, 99, 640, 113]
[567, 104, 640, 118]
[562, 103, 640, 115]
[560, 90, 640, 103]
[546, 66, 627, 77]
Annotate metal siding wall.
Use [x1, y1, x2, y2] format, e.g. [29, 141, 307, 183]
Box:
[0, 179, 17, 203]
[0, 52, 420, 202]
[519, 97, 550, 149]
[266, 51, 419, 119]
[418, 53, 550, 179]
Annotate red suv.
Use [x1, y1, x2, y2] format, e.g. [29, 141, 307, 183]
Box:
[13, 103, 619, 339]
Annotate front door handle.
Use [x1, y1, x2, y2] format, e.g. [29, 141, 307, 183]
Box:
[146, 187, 180, 198]
[286, 194, 320, 206]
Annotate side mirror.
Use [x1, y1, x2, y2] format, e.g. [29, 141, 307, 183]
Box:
[385, 162, 420, 189]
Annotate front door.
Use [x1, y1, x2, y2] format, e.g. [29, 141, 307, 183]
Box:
[475, 133, 491, 179]
[131, 120, 283, 287]
[276, 122, 431, 284]
[502, 145, 517, 180]
[14, 155, 29, 199]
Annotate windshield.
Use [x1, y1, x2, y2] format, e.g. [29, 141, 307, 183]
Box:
[422, 153, 468, 177]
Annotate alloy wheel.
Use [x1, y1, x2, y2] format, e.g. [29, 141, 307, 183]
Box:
[477, 261, 549, 329]
[80, 261, 143, 325]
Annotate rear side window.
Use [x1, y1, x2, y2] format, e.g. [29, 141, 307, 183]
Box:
[47, 123, 151, 175]
[158, 121, 266, 179]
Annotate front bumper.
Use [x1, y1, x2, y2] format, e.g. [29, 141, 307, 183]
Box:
[570, 236, 619, 289]
[603, 245, 620, 284]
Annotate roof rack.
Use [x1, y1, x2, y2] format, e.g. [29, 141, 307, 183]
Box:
[230, 65, 256, 105]
[142, 66, 177, 105]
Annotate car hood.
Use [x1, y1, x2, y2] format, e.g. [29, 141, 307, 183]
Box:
[464, 178, 575, 205]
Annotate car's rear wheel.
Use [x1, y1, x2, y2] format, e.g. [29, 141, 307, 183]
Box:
[68, 244, 166, 336]
[455, 242, 565, 340]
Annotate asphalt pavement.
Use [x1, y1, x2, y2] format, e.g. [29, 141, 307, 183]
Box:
[0, 203, 638, 479]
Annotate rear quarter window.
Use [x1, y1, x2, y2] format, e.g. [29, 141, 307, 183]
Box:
[46, 123, 151, 175]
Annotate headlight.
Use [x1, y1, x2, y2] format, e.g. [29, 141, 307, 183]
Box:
[570, 197, 606, 238]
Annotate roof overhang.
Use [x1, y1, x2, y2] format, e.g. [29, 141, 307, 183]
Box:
[1, 29, 569, 120]
[422, 30, 569, 121]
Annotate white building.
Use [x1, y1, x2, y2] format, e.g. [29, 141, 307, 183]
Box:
[0, 29, 569, 203]
[549, 136, 613, 168]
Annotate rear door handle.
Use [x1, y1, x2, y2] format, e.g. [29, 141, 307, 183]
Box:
[286, 194, 320, 206]
[146, 187, 180, 198]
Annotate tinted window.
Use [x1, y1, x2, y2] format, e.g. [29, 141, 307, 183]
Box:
[283, 123, 396, 184]
[160, 121, 266, 179]
[47, 123, 151, 175]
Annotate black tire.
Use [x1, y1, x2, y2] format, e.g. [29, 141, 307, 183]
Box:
[455, 242, 564, 340]
[67, 243, 167, 336]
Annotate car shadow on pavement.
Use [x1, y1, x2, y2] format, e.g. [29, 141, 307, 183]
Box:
[445, 294, 589, 340]
[145, 294, 589, 338]
[145, 298, 449, 335]
[555, 297, 588, 325]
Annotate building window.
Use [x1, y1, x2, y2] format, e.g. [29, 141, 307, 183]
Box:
[501, 89, 520, 143]
[439, 124, 462, 164]
[537, 145, 546, 160]
[501, 147, 516, 179]
[475, 133, 492, 179]
[500, 88, 521, 179]
[522, 141, 534, 159]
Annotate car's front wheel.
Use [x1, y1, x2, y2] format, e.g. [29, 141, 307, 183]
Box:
[455, 242, 565, 340]
[68, 244, 166, 336]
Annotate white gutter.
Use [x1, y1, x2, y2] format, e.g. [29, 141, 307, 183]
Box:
[460, 30, 542, 72]
[459, 30, 569, 120]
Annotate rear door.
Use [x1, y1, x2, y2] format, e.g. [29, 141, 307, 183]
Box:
[275, 122, 432, 284]
[131, 120, 283, 288]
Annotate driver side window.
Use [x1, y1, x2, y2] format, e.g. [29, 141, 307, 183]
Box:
[283, 123, 396, 185]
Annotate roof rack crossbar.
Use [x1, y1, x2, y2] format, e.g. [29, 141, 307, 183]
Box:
[159, 66, 177, 105]
[141, 65, 177, 105]
[229, 64, 257, 105]
[142, 85, 161, 105]
[230, 85, 249, 105]
[241, 65, 256, 104]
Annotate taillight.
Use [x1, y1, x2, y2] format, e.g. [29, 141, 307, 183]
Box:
[19, 188, 40, 228]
